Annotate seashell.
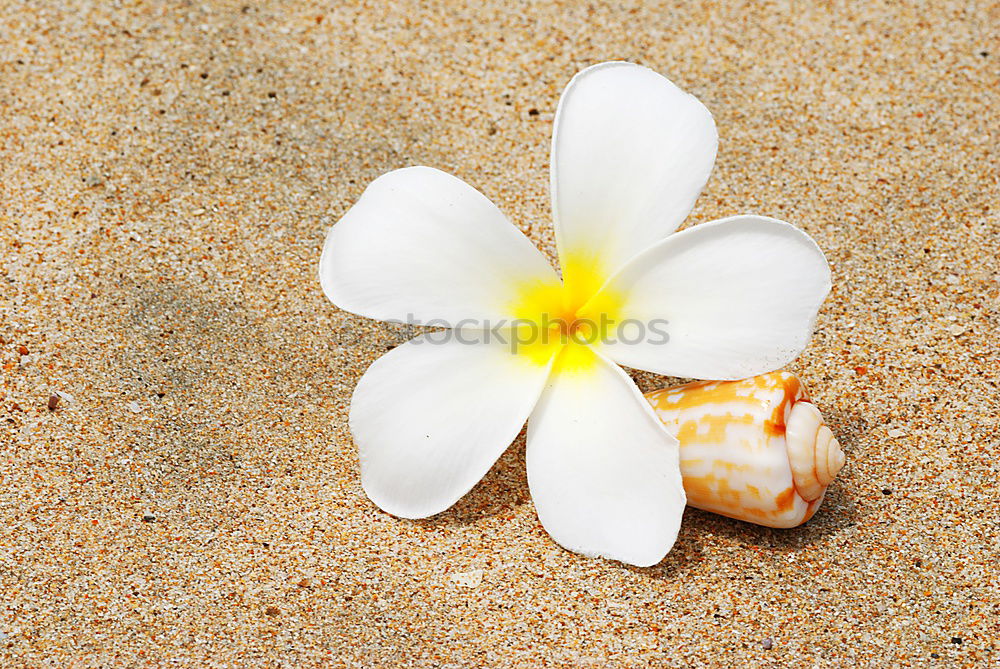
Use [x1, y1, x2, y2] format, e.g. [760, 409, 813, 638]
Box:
[645, 371, 845, 528]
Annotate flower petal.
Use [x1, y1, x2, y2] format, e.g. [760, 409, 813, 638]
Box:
[526, 346, 685, 567]
[596, 216, 832, 380]
[551, 61, 717, 296]
[352, 331, 554, 519]
[320, 166, 560, 326]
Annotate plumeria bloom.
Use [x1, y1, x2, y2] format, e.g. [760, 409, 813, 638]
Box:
[319, 62, 831, 567]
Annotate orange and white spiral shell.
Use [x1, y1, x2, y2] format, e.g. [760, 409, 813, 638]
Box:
[646, 371, 845, 528]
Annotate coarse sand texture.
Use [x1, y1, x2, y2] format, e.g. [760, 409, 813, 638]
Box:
[1, 1, 997, 666]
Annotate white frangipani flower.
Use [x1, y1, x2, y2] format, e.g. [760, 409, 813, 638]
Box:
[319, 62, 831, 567]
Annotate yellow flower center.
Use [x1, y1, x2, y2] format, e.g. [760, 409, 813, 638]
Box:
[508, 252, 624, 373]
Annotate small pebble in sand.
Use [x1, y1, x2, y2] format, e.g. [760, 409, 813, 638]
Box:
[761, 638, 773, 650]
[450, 569, 484, 588]
[951, 637, 963, 645]
[142, 513, 156, 522]
[948, 324, 966, 336]
[265, 606, 280, 617]
[17, 345, 29, 356]
[47, 394, 60, 411]
[127, 401, 143, 413]
[887, 428, 906, 438]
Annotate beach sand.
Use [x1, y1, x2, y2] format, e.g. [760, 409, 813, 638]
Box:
[1, 0, 997, 665]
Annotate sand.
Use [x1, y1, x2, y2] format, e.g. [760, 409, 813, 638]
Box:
[1, 0, 998, 666]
